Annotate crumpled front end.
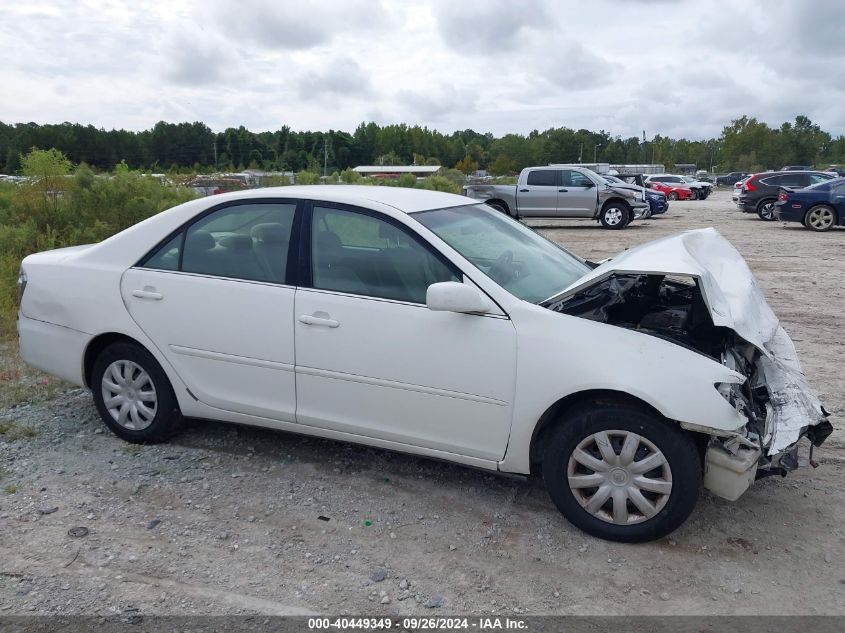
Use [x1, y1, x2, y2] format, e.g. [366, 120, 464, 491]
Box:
[543, 228, 832, 500]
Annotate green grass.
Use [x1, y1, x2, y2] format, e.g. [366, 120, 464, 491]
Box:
[0, 419, 38, 441]
[3, 484, 18, 494]
[0, 341, 65, 409]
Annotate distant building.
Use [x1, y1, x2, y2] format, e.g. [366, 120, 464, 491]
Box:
[352, 165, 441, 178]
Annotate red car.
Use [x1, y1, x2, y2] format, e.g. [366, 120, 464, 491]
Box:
[648, 181, 694, 200]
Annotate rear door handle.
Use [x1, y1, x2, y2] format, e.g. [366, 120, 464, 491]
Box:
[298, 314, 340, 328]
[131, 289, 163, 300]
[558, 188, 569, 192]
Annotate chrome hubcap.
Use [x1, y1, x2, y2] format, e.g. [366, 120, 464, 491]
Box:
[605, 208, 623, 225]
[567, 430, 672, 525]
[101, 360, 157, 430]
[761, 203, 774, 219]
[808, 208, 834, 229]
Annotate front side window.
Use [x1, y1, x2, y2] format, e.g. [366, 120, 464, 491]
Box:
[564, 170, 594, 187]
[310, 206, 458, 303]
[526, 170, 558, 186]
[142, 202, 296, 284]
[415, 204, 590, 303]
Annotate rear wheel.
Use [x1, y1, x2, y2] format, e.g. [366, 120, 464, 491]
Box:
[542, 402, 701, 542]
[756, 199, 777, 220]
[599, 202, 630, 229]
[804, 205, 836, 231]
[91, 342, 183, 443]
[486, 200, 509, 215]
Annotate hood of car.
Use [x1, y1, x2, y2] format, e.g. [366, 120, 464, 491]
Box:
[551, 228, 780, 352]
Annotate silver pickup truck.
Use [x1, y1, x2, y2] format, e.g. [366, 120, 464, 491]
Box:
[463, 165, 650, 229]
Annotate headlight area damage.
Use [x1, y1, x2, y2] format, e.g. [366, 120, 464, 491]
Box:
[543, 228, 832, 501]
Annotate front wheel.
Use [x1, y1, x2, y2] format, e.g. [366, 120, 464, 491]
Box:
[690, 189, 699, 200]
[756, 199, 777, 220]
[542, 403, 702, 542]
[667, 191, 679, 201]
[91, 342, 183, 443]
[599, 202, 630, 229]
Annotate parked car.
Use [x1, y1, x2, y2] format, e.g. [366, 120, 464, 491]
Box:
[737, 171, 835, 220]
[645, 174, 712, 200]
[781, 165, 813, 171]
[463, 166, 650, 229]
[732, 177, 750, 204]
[604, 175, 667, 215]
[648, 181, 694, 200]
[775, 177, 845, 231]
[17, 186, 831, 543]
[715, 172, 748, 187]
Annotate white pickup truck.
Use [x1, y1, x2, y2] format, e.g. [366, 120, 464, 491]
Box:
[463, 165, 650, 229]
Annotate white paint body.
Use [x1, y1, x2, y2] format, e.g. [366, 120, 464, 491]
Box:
[16, 186, 825, 488]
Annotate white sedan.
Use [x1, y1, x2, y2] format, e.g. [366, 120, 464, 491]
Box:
[17, 186, 831, 542]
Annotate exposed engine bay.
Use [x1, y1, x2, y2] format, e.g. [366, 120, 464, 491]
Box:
[543, 273, 832, 487]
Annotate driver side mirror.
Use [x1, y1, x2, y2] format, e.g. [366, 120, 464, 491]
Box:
[426, 282, 492, 314]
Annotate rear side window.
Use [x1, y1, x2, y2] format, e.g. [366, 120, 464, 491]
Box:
[141, 203, 296, 284]
[779, 174, 807, 188]
[526, 170, 558, 186]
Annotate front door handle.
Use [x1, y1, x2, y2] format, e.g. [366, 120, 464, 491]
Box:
[298, 314, 340, 328]
[519, 188, 529, 192]
[131, 288, 163, 300]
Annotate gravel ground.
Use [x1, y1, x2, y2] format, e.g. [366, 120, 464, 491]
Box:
[1, 189, 843, 617]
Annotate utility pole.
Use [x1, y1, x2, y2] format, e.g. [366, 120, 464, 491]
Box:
[323, 138, 328, 177]
[578, 143, 583, 163]
[213, 140, 218, 172]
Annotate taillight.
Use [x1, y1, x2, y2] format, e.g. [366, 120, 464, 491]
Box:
[778, 191, 788, 202]
[744, 176, 759, 192]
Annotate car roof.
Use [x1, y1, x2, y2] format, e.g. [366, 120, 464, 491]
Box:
[204, 185, 473, 214]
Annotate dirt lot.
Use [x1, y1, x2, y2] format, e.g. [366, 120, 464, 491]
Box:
[1, 189, 843, 616]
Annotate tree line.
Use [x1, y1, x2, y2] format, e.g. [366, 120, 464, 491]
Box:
[1, 115, 843, 176]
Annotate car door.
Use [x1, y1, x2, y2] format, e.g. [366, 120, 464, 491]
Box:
[294, 202, 518, 461]
[517, 169, 559, 217]
[558, 170, 597, 216]
[121, 199, 300, 422]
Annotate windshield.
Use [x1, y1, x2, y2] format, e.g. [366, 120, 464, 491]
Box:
[681, 176, 696, 182]
[415, 204, 590, 303]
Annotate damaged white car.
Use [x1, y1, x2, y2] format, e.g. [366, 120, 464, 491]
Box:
[17, 187, 831, 542]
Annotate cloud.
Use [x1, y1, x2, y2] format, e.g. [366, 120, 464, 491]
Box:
[395, 84, 478, 122]
[298, 60, 373, 100]
[432, 0, 551, 54]
[212, 0, 390, 51]
[1, 0, 844, 140]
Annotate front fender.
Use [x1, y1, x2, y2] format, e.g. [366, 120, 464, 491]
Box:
[499, 304, 746, 474]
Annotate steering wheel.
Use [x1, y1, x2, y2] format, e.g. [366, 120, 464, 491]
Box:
[488, 250, 515, 285]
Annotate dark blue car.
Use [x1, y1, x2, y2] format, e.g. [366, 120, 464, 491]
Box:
[775, 177, 845, 231]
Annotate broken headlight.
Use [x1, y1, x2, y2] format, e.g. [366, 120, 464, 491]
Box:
[16, 267, 27, 305]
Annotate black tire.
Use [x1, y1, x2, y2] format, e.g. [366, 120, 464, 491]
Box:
[699, 189, 710, 200]
[91, 342, 183, 443]
[486, 200, 510, 216]
[542, 402, 701, 543]
[804, 205, 837, 232]
[667, 191, 679, 201]
[689, 189, 699, 200]
[599, 201, 630, 230]
[756, 198, 777, 221]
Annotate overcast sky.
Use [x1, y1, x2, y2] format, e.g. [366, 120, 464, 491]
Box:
[2, 0, 843, 140]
